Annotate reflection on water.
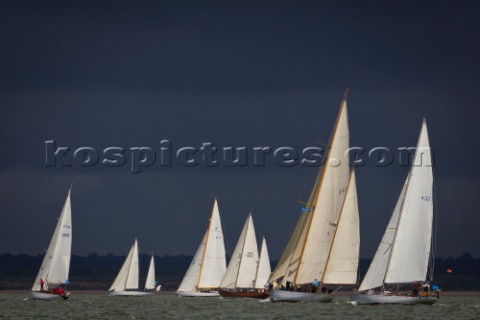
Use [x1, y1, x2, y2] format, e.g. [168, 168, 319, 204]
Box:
[3, 293, 479, 320]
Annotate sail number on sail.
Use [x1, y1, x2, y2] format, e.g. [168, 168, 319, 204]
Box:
[62, 224, 71, 237]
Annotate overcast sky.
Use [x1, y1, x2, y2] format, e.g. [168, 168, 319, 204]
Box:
[0, 0, 479, 260]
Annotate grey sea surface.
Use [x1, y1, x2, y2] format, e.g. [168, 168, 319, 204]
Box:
[2, 292, 479, 320]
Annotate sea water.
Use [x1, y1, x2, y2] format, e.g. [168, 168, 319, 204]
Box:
[1, 293, 479, 320]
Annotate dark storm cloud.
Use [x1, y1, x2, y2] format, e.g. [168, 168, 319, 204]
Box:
[0, 0, 479, 259]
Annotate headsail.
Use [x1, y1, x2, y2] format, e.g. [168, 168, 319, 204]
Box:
[358, 178, 407, 291]
[32, 189, 72, 291]
[255, 237, 272, 289]
[323, 170, 360, 285]
[177, 232, 206, 292]
[145, 255, 156, 290]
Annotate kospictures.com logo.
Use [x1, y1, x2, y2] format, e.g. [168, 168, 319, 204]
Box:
[45, 140, 433, 174]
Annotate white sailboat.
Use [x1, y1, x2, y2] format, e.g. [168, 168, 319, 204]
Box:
[218, 214, 271, 299]
[145, 254, 159, 292]
[269, 92, 360, 303]
[177, 198, 227, 297]
[31, 188, 72, 300]
[108, 239, 153, 297]
[352, 119, 438, 305]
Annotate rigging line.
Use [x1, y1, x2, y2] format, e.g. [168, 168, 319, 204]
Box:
[430, 163, 438, 283]
[296, 99, 339, 205]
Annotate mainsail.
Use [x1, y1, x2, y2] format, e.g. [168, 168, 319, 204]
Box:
[109, 239, 140, 291]
[145, 255, 156, 290]
[359, 120, 433, 291]
[178, 198, 227, 292]
[255, 236, 272, 289]
[220, 214, 259, 289]
[269, 92, 352, 286]
[32, 189, 72, 291]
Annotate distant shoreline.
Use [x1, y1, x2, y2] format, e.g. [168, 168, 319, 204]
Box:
[2, 290, 480, 297]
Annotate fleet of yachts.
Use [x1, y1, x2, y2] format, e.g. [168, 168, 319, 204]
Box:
[29, 92, 439, 305]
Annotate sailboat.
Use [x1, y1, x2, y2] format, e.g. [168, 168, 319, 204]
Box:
[269, 92, 360, 303]
[31, 188, 72, 300]
[218, 214, 272, 299]
[144, 254, 159, 292]
[108, 238, 153, 297]
[351, 119, 438, 305]
[177, 198, 227, 297]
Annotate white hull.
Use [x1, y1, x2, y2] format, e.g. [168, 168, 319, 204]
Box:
[270, 290, 334, 303]
[108, 291, 154, 297]
[351, 294, 438, 305]
[177, 291, 220, 297]
[31, 291, 67, 300]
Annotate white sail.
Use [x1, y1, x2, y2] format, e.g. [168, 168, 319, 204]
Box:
[359, 120, 433, 291]
[220, 214, 259, 289]
[178, 198, 227, 292]
[385, 120, 433, 284]
[125, 239, 139, 290]
[323, 170, 360, 285]
[109, 239, 139, 291]
[197, 199, 227, 289]
[255, 237, 272, 288]
[358, 179, 407, 291]
[145, 255, 156, 290]
[177, 232, 206, 292]
[32, 189, 72, 291]
[295, 98, 350, 284]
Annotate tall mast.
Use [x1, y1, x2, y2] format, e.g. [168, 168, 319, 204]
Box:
[196, 198, 217, 291]
[293, 89, 348, 284]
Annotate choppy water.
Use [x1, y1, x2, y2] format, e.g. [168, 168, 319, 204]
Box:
[2, 293, 479, 320]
